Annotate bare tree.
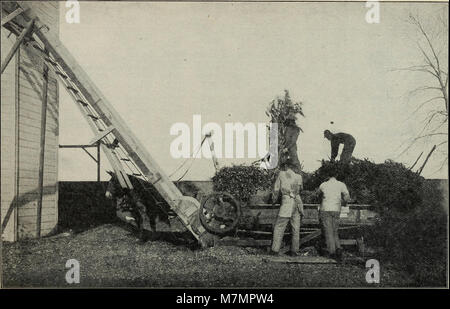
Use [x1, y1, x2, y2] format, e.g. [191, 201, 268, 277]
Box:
[398, 9, 448, 173]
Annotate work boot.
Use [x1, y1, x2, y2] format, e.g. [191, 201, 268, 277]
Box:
[287, 251, 300, 257]
[335, 248, 344, 262]
[268, 250, 282, 256]
[321, 251, 330, 258]
[138, 230, 149, 244]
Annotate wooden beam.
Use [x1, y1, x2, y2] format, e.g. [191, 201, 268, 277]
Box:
[251, 203, 373, 210]
[279, 229, 323, 254]
[216, 237, 271, 247]
[14, 46, 20, 241]
[299, 229, 322, 245]
[0, 18, 34, 74]
[1, 7, 24, 26]
[97, 142, 101, 182]
[263, 256, 337, 264]
[36, 52, 49, 238]
[88, 125, 115, 145]
[81, 147, 98, 163]
[59, 144, 98, 148]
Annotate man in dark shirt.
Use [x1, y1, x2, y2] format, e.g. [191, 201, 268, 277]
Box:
[323, 130, 356, 163]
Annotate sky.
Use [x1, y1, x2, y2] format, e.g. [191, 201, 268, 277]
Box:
[57, 1, 449, 181]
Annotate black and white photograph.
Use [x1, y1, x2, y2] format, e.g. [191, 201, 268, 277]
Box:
[0, 0, 448, 291]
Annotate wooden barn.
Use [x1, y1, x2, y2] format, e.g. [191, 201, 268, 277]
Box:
[1, 1, 59, 241]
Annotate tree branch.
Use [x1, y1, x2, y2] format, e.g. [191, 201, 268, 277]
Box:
[409, 151, 423, 170]
[417, 145, 437, 175]
[410, 96, 444, 115]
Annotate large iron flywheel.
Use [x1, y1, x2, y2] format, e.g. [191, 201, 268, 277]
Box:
[199, 192, 241, 234]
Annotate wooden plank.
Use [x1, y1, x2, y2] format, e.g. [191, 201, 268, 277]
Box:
[1, 7, 25, 27]
[89, 125, 115, 145]
[19, 100, 58, 116]
[19, 169, 56, 181]
[17, 82, 58, 102]
[263, 256, 337, 264]
[251, 203, 373, 210]
[216, 237, 271, 247]
[16, 197, 56, 207]
[0, 112, 14, 123]
[17, 94, 58, 111]
[0, 134, 15, 143]
[18, 69, 58, 89]
[13, 44, 20, 242]
[18, 169, 56, 178]
[18, 156, 57, 167]
[0, 29, 18, 244]
[340, 239, 357, 246]
[18, 220, 56, 238]
[18, 132, 58, 144]
[59, 144, 98, 149]
[0, 145, 15, 158]
[11, 191, 56, 202]
[0, 78, 14, 87]
[18, 119, 57, 134]
[17, 178, 56, 187]
[18, 124, 58, 140]
[299, 229, 322, 245]
[0, 177, 15, 188]
[17, 216, 56, 227]
[19, 121, 58, 133]
[18, 137, 57, 149]
[0, 118, 14, 129]
[18, 161, 57, 171]
[18, 145, 57, 158]
[16, 186, 57, 196]
[1, 132, 16, 146]
[19, 136, 58, 147]
[19, 208, 55, 218]
[0, 18, 34, 74]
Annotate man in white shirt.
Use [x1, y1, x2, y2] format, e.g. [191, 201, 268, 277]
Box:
[317, 167, 351, 259]
[270, 163, 304, 256]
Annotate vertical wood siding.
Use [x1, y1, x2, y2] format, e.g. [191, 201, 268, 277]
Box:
[1, 29, 18, 242]
[1, 2, 59, 241]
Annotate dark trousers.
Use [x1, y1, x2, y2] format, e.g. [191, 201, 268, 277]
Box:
[319, 211, 341, 255]
[341, 140, 356, 163]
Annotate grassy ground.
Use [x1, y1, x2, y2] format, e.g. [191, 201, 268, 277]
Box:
[2, 223, 414, 288]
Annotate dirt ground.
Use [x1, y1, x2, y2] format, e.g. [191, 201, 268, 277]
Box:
[2, 224, 414, 288]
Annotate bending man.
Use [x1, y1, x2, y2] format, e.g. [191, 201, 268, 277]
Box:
[323, 130, 356, 163]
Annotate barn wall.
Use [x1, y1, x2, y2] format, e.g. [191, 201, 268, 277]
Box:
[1, 2, 59, 241]
[1, 29, 18, 242]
